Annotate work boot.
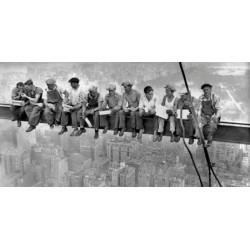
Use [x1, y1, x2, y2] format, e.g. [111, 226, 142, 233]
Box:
[132, 129, 137, 138]
[170, 133, 175, 142]
[75, 127, 86, 136]
[17, 120, 21, 127]
[137, 129, 144, 139]
[153, 131, 158, 142]
[70, 128, 79, 137]
[113, 129, 118, 135]
[119, 127, 125, 137]
[158, 133, 163, 142]
[94, 130, 99, 139]
[55, 120, 60, 126]
[12, 118, 17, 121]
[58, 126, 68, 135]
[174, 135, 181, 142]
[206, 136, 213, 148]
[26, 125, 36, 132]
[103, 126, 108, 134]
[188, 137, 194, 145]
[50, 124, 54, 129]
[197, 138, 202, 145]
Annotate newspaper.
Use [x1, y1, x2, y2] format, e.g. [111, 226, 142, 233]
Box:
[12, 100, 25, 106]
[155, 105, 169, 119]
[99, 110, 111, 115]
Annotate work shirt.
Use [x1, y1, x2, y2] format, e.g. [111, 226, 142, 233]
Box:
[139, 94, 159, 112]
[68, 87, 86, 106]
[26, 86, 43, 103]
[103, 92, 123, 109]
[122, 89, 141, 109]
[11, 87, 24, 100]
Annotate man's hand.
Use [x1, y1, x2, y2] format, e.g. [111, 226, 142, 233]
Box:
[150, 110, 156, 115]
[88, 109, 94, 115]
[166, 109, 173, 116]
[123, 107, 129, 113]
[37, 103, 44, 108]
[130, 107, 137, 112]
[21, 93, 28, 98]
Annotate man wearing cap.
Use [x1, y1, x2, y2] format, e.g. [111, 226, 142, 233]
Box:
[118, 81, 141, 137]
[175, 89, 200, 144]
[101, 83, 123, 135]
[81, 84, 103, 139]
[197, 83, 221, 147]
[137, 86, 159, 141]
[44, 79, 69, 129]
[10, 82, 29, 127]
[157, 84, 178, 142]
[21, 79, 44, 132]
[58, 77, 86, 136]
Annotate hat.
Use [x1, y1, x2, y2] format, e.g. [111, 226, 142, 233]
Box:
[24, 79, 33, 85]
[45, 79, 56, 85]
[68, 77, 80, 84]
[121, 81, 134, 87]
[201, 83, 212, 89]
[106, 83, 116, 91]
[164, 84, 176, 92]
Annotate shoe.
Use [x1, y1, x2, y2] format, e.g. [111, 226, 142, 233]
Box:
[206, 136, 213, 148]
[94, 130, 99, 139]
[119, 128, 125, 137]
[26, 125, 36, 132]
[153, 131, 158, 142]
[50, 124, 54, 129]
[132, 129, 137, 138]
[174, 135, 181, 142]
[197, 139, 202, 145]
[70, 128, 79, 137]
[170, 133, 175, 142]
[58, 127, 68, 135]
[103, 126, 108, 134]
[188, 138, 194, 145]
[12, 118, 17, 121]
[17, 120, 21, 127]
[55, 120, 60, 126]
[137, 129, 144, 139]
[158, 133, 163, 142]
[75, 128, 86, 136]
[113, 129, 118, 135]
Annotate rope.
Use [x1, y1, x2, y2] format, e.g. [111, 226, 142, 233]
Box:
[179, 106, 204, 187]
[179, 62, 222, 187]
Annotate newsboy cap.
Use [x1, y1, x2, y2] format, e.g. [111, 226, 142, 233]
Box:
[201, 83, 212, 89]
[68, 77, 80, 84]
[24, 79, 33, 85]
[45, 78, 56, 85]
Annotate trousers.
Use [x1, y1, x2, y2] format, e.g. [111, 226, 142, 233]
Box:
[24, 104, 44, 127]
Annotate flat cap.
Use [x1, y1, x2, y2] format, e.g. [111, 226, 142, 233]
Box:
[24, 79, 33, 85]
[45, 78, 56, 85]
[201, 83, 212, 89]
[68, 77, 80, 84]
[121, 81, 134, 87]
[164, 84, 176, 92]
[88, 83, 99, 91]
[106, 83, 116, 91]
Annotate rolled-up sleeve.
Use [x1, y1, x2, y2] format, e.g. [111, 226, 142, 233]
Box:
[214, 95, 221, 117]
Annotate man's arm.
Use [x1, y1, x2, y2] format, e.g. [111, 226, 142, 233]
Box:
[214, 95, 221, 118]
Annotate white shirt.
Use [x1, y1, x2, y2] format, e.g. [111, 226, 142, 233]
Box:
[69, 87, 87, 106]
[139, 94, 159, 112]
[164, 96, 177, 111]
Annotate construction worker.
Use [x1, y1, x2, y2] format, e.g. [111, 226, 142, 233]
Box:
[21, 79, 44, 132]
[82, 83, 103, 139]
[58, 77, 86, 136]
[137, 85, 159, 141]
[197, 83, 221, 147]
[10, 82, 29, 127]
[175, 89, 200, 144]
[157, 84, 178, 142]
[101, 83, 123, 135]
[44, 79, 69, 129]
[118, 81, 141, 137]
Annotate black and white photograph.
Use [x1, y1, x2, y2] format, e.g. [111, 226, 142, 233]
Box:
[1, 1, 250, 250]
